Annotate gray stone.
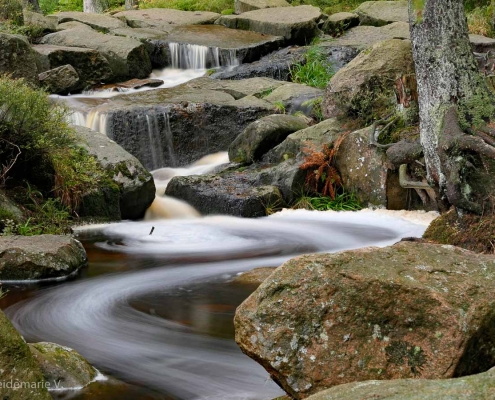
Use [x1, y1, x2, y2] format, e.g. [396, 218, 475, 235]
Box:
[229, 114, 308, 163]
[114, 8, 220, 31]
[52, 11, 126, 32]
[74, 126, 155, 220]
[39, 64, 79, 94]
[0, 310, 51, 400]
[231, 267, 277, 285]
[235, 0, 290, 14]
[321, 12, 359, 36]
[56, 20, 93, 30]
[355, 0, 408, 27]
[33, 44, 113, 90]
[23, 9, 57, 33]
[216, 5, 322, 45]
[470, 33, 495, 53]
[40, 28, 151, 81]
[0, 190, 24, 222]
[29, 342, 97, 390]
[0, 33, 39, 86]
[0, 235, 87, 281]
[263, 83, 323, 113]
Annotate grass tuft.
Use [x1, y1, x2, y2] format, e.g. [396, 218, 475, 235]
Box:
[293, 191, 362, 211]
[290, 46, 334, 89]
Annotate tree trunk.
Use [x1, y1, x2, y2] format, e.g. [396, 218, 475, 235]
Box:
[83, 0, 108, 13]
[408, 0, 495, 214]
[125, 0, 138, 10]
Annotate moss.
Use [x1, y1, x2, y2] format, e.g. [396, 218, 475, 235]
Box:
[457, 87, 495, 130]
[385, 340, 426, 375]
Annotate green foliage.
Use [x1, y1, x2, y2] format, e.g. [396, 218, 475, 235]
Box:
[39, 0, 83, 13]
[140, 0, 233, 13]
[0, 0, 23, 25]
[302, 97, 324, 122]
[293, 191, 362, 211]
[273, 101, 286, 114]
[291, 46, 334, 89]
[467, 5, 494, 37]
[457, 89, 495, 130]
[221, 8, 233, 14]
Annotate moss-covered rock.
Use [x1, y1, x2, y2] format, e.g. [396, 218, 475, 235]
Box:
[29, 342, 97, 389]
[235, 242, 495, 398]
[0, 33, 39, 86]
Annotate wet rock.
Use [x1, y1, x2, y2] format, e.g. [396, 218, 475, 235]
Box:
[216, 5, 322, 45]
[40, 28, 152, 81]
[51, 11, 126, 32]
[235, 241, 495, 398]
[95, 78, 164, 92]
[74, 125, 155, 220]
[0, 33, 39, 86]
[235, 0, 290, 14]
[232, 267, 277, 286]
[306, 368, 495, 400]
[33, 44, 113, 90]
[0, 310, 51, 399]
[229, 114, 308, 163]
[321, 12, 359, 36]
[0, 235, 87, 281]
[264, 83, 323, 113]
[38, 64, 79, 94]
[355, 0, 408, 27]
[322, 39, 414, 119]
[23, 9, 57, 33]
[29, 342, 97, 390]
[114, 8, 220, 32]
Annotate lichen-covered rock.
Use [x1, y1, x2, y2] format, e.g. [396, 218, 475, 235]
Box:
[306, 368, 495, 400]
[0, 310, 51, 399]
[321, 12, 359, 36]
[235, 242, 495, 399]
[0, 235, 87, 281]
[29, 342, 97, 389]
[51, 11, 126, 32]
[0, 33, 39, 86]
[38, 64, 79, 94]
[235, 0, 290, 14]
[322, 39, 415, 119]
[355, 0, 408, 27]
[229, 114, 308, 163]
[74, 125, 155, 220]
[216, 6, 322, 45]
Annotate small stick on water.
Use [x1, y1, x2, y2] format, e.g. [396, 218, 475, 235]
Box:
[149, 227, 155, 235]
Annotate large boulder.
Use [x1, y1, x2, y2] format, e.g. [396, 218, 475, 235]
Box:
[113, 8, 220, 31]
[38, 64, 79, 94]
[0, 33, 39, 86]
[0, 310, 51, 399]
[322, 39, 415, 119]
[355, 0, 408, 27]
[235, 0, 290, 14]
[51, 11, 126, 32]
[29, 342, 97, 389]
[216, 5, 323, 45]
[229, 114, 308, 163]
[74, 126, 155, 220]
[306, 368, 495, 400]
[235, 242, 495, 399]
[0, 235, 87, 281]
[33, 44, 113, 90]
[40, 28, 152, 81]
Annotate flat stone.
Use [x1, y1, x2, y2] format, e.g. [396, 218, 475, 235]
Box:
[52, 11, 126, 32]
[322, 12, 359, 36]
[355, 0, 408, 27]
[39, 64, 79, 94]
[113, 8, 220, 31]
[0, 235, 87, 281]
[57, 20, 94, 30]
[470, 33, 495, 53]
[0, 33, 39, 86]
[216, 5, 322, 44]
[235, 0, 290, 14]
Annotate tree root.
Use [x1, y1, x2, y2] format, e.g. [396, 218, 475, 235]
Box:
[369, 115, 399, 149]
[399, 164, 431, 189]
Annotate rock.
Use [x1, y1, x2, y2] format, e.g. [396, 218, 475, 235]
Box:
[321, 12, 359, 36]
[0, 33, 39, 86]
[469, 33, 495, 53]
[95, 77, 164, 91]
[33, 44, 112, 90]
[52, 11, 126, 32]
[113, 8, 220, 32]
[229, 114, 308, 163]
[0, 190, 24, 222]
[235, 0, 290, 14]
[321, 22, 410, 50]
[166, 173, 284, 217]
[264, 83, 323, 113]
[0, 310, 51, 399]
[355, 0, 408, 27]
[232, 267, 277, 285]
[306, 368, 495, 400]
[29, 342, 97, 389]
[216, 5, 322, 45]
[40, 28, 152, 82]
[165, 24, 284, 66]
[84, 86, 274, 169]
[74, 126, 155, 220]
[235, 241, 495, 398]
[322, 39, 414, 119]
[38, 64, 79, 94]
[0, 235, 87, 281]
[23, 10, 57, 33]
[57, 20, 94, 30]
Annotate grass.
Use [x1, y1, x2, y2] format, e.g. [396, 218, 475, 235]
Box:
[139, 0, 232, 12]
[293, 191, 362, 211]
[467, 5, 494, 37]
[290, 46, 334, 89]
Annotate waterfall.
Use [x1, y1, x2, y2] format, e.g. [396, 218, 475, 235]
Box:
[168, 43, 240, 70]
[69, 109, 108, 135]
[145, 110, 167, 170]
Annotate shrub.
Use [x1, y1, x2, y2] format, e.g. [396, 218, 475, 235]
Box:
[0, 0, 23, 25]
[290, 46, 334, 89]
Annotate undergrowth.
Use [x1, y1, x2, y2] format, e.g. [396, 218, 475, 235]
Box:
[290, 45, 334, 89]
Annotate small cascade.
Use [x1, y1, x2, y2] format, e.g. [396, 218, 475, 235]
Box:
[145, 111, 167, 170]
[221, 49, 240, 68]
[168, 43, 241, 70]
[145, 196, 201, 220]
[69, 109, 108, 135]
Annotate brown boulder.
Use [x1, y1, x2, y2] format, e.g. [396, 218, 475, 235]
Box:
[235, 242, 495, 398]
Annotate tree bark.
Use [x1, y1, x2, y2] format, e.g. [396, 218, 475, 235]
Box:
[408, 0, 495, 213]
[83, 0, 108, 13]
